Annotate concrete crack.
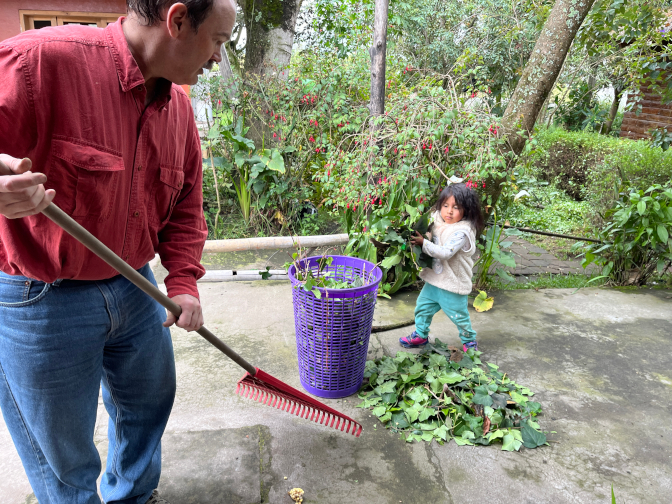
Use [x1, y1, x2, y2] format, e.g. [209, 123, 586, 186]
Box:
[427, 442, 454, 504]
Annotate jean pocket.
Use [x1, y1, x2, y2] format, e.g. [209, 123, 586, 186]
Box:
[0, 278, 51, 308]
[50, 138, 125, 221]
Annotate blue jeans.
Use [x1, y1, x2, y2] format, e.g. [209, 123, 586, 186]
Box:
[414, 283, 477, 344]
[0, 264, 176, 504]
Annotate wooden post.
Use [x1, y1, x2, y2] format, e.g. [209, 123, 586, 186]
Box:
[369, 0, 389, 130]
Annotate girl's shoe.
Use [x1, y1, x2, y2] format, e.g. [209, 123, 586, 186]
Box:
[399, 331, 429, 348]
[463, 341, 479, 352]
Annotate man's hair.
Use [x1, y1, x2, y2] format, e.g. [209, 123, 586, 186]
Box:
[126, 0, 215, 31]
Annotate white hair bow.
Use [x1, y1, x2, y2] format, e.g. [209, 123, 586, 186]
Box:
[447, 175, 463, 184]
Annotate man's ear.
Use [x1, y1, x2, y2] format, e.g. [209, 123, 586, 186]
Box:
[166, 2, 190, 39]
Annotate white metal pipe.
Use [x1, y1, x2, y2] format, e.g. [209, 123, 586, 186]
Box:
[202, 234, 349, 254]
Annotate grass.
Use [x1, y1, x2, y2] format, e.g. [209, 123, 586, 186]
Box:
[505, 182, 594, 237]
[486, 272, 672, 292]
[487, 273, 607, 291]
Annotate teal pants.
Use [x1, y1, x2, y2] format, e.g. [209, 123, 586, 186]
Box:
[414, 283, 476, 344]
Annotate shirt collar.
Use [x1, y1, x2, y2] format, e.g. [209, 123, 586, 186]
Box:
[105, 18, 173, 108]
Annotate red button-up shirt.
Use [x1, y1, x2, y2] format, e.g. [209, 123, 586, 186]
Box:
[0, 19, 207, 298]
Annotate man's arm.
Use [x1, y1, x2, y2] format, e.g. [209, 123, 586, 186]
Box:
[157, 106, 208, 332]
[0, 47, 53, 217]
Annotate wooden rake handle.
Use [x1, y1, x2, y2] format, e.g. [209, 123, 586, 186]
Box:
[41, 203, 257, 376]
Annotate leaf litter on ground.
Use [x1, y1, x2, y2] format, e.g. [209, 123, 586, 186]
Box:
[357, 339, 548, 450]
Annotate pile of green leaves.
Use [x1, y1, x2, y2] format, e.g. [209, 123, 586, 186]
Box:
[576, 184, 672, 286]
[357, 340, 548, 450]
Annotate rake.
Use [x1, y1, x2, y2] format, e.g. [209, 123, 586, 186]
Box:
[41, 203, 363, 437]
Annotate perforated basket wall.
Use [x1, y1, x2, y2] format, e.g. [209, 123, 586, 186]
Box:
[288, 255, 382, 398]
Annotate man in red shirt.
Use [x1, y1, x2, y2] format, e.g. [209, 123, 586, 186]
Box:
[0, 1, 235, 502]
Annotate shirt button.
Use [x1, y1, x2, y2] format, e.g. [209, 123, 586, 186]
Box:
[134, 211, 140, 217]
[138, 165, 142, 171]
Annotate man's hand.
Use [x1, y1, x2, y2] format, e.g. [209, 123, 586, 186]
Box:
[0, 154, 56, 219]
[163, 294, 203, 332]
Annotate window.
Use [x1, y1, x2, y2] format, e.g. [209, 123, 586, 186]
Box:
[20, 11, 124, 31]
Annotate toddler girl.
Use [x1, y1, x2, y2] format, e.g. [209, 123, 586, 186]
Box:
[399, 182, 484, 352]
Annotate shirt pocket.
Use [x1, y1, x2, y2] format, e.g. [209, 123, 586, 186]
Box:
[50, 139, 125, 221]
[150, 164, 184, 228]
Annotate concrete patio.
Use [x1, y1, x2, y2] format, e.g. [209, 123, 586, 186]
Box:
[1, 279, 671, 503]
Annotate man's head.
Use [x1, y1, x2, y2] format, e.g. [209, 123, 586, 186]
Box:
[125, 0, 236, 85]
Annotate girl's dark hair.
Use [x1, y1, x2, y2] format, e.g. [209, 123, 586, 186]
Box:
[127, 0, 215, 31]
[434, 183, 484, 234]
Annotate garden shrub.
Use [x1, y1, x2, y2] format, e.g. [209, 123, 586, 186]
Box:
[196, 49, 373, 238]
[523, 127, 672, 224]
[576, 184, 672, 286]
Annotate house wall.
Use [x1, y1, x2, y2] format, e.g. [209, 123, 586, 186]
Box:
[620, 82, 672, 141]
[0, 0, 126, 42]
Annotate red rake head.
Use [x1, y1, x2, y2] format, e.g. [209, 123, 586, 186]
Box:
[236, 368, 362, 437]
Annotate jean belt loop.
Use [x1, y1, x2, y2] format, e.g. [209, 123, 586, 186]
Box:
[52, 279, 63, 287]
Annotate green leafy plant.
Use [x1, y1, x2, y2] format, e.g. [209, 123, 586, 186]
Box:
[649, 127, 672, 152]
[344, 181, 434, 297]
[474, 221, 518, 289]
[473, 189, 531, 289]
[576, 184, 672, 285]
[204, 111, 291, 229]
[357, 339, 548, 449]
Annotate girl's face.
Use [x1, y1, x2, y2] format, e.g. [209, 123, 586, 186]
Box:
[440, 196, 464, 224]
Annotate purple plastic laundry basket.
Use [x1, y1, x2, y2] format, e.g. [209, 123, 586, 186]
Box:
[288, 255, 383, 398]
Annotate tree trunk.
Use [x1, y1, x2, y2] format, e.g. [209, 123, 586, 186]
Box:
[219, 49, 238, 100]
[243, 0, 303, 78]
[603, 84, 625, 135]
[501, 0, 597, 157]
[369, 0, 389, 130]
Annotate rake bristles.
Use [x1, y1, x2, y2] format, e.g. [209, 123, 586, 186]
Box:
[236, 368, 363, 437]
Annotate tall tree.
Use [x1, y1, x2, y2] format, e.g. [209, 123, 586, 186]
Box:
[369, 0, 389, 129]
[240, 0, 303, 77]
[501, 0, 598, 157]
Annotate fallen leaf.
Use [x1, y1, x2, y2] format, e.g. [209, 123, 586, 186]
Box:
[483, 416, 491, 436]
[447, 346, 462, 362]
[473, 290, 494, 312]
